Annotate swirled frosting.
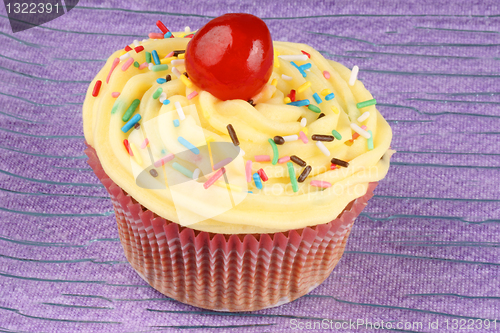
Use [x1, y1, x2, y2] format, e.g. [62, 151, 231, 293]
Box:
[83, 34, 393, 234]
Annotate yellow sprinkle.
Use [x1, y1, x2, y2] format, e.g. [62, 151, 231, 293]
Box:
[119, 50, 127, 56]
[301, 127, 308, 134]
[321, 89, 331, 96]
[216, 181, 242, 192]
[331, 105, 339, 114]
[271, 78, 278, 86]
[129, 142, 143, 166]
[284, 97, 291, 104]
[206, 137, 214, 168]
[162, 56, 177, 64]
[180, 75, 193, 87]
[178, 53, 185, 59]
[297, 81, 311, 93]
[273, 48, 280, 68]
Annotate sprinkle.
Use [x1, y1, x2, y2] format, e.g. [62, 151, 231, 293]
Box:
[159, 92, 166, 102]
[172, 67, 182, 78]
[313, 93, 322, 104]
[302, 127, 308, 135]
[283, 135, 299, 142]
[301, 50, 311, 58]
[173, 50, 186, 57]
[133, 40, 140, 47]
[317, 113, 325, 119]
[356, 99, 377, 109]
[166, 74, 172, 82]
[350, 123, 371, 139]
[134, 46, 144, 53]
[134, 123, 140, 130]
[349, 65, 359, 86]
[255, 155, 271, 162]
[278, 156, 290, 164]
[321, 89, 331, 96]
[352, 132, 360, 140]
[121, 57, 134, 71]
[268, 138, 279, 165]
[180, 74, 193, 87]
[152, 64, 169, 72]
[151, 87, 162, 100]
[331, 105, 339, 114]
[330, 164, 337, 170]
[92, 80, 102, 97]
[287, 99, 309, 107]
[287, 162, 299, 193]
[299, 63, 312, 71]
[279, 54, 308, 61]
[323, 71, 331, 79]
[247, 99, 255, 106]
[308, 104, 321, 113]
[299, 131, 309, 144]
[174, 101, 185, 120]
[310, 180, 331, 188]
[192, 168, 200, 180]
[213, 157, 232, 171]
[331, 130, 342, 140]
[257, 168, 268, 182]
[122, 99, 140, 122]
[298, 165, 312, 183]
[148, 32, 164, 39]
[288, 89, 296, 102]
[300, 118, 307, 127]
[178, 136, 199, 154]
[283, 97, 291, 104]
[245, 160, 253, 182]
[145, 52, 151, 64]
[166, 51, 175, 58]
[325, 93, 335, 101]
[171, 59, 185, 66]
[312, 134, 334, 142]
[157, 78, 166, 84]
[187, 91, 198, 100]
[123, 139, 133, 156]
[282, 74, 293, 81]
[154, 153, 175, 167]
[156, 20, 170, 35]
[367, 130, 374, 150]
[204, 167, 226, 189]
[140, 138, 149, 149]
[290, 61, 306, 77]
[357, 112, 370, 122]
[164, 32, 172, 38]
[273, 47, 280, 68]
[253, 173, 263, 189]
[172, 162, 193, 178]
[129, 142, 143, 165]
[315, 141, 330, 156]
[133, 61, 139, 68]
[138, 62, 148, 70]
[297, 82, 311, 93]
[106, 58, 119, 83]
[271, 78, 278, 86]
[124, 45, 132, 52]
[149, 169, 158, 177]
[121, 114, 141, 133]
[226, 124, 240, 146]
[330, 158, 349, 168]
[290, 155, 306, 167]
[163, 99, 170, 105]
[111, 92, 120, 98]
[184, 33, 194, 38]
[184, 26, 191, 33]
[273, 136, 285, 145]
[148, 63, 153, 71]
[183, 71, 189, 78]
[119, 53, 130, 61]
[173, 119, 179, 127]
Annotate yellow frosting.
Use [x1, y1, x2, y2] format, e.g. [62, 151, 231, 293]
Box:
[83, 35, 394, 234]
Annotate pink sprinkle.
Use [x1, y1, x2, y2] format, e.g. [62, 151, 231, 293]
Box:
[187, 91, 198, 100]
[138, 62, 148, 70]
[323, 71, 330, 79]
[140, 138, 149, 149]
[278, 156, 290, 164]
[149, 32, 164, 39]
[310, 180, 332, 188]
[121, 57, 134, 71]
[299, 131, 309, 144]
[213, 157, 232, 171]
[165, 51, 174, 58]
[111, 92, 120, 98]
[255, 155, 271, 162]
[245, 160, 252, 182]
[361, 125, 367, 130]
[106, 57, 119, 83]
[330, 164, 337, 170]
[172, 67, 182, 78]
[154, 153, 174, 168]
[204, 167, 226, 189]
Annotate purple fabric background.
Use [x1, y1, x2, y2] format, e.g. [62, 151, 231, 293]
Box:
[1, 1, 499, 332]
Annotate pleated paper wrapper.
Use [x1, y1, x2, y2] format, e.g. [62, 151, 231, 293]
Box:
[85, 145, 377, 312]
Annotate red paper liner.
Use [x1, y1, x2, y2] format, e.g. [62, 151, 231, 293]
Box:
[85, 144, 377, 311]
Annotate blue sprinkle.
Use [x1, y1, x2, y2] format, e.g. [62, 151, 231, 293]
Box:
[178, 136, 200, 155]
[253, 173, 263, 190]
[121, 114, 141, 133]
[163, 99, 170, 105]
[325, 93, 335, 101]
[152, 50, 160, 65]
[313, 93, 322, 104]
[156, 78, 166, 84]
[173, 119, 180, 127]
[248, 191, 253, 194]
[287, 99, 310, 107]
[164, 32, 172, 38]
[291, 61, 307, 77]
[299, 63, 312, 70]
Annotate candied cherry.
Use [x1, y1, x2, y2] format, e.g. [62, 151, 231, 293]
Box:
[185, 13, 274, 101]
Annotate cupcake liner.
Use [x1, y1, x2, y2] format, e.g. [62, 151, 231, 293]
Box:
[85, 144, 377, 311]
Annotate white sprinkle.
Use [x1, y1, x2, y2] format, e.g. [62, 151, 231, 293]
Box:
[174, 101, 186, 121]
[357, 112, 370, 123]
[148, 63, 153, 71]
[305, 69, 310, 72]
[185, 26, 191, 33]
[300, 118, 307, 127]
[279, 54, 308, 62]
[159, 92, 167, 103]
[133, 40, 140, 47]
[172, 67, 182, 78]
[192, 168, 200, 179]
[281, 74, 293, 81]
[141, 39, 148, 43]
[316, 141, 330, 157]
[119, 53, 131, 61]
[240, 149, 245, 156]
[349, 65, 359, 86]
[350, 123, 371, 139]
[283, 135, 299, 142]
[171, 59, 185, 66]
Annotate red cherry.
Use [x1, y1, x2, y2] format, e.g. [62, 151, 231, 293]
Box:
[185, 13, 274, 101]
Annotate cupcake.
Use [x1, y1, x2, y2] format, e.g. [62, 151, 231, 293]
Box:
[83, 13, 393, 311]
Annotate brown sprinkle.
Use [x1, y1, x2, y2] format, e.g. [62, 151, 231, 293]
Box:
[134, 123, 141, 129]
[247, 99, 255, 106]
[183, 71, 189, 78]
[312, 134, 334, 142]
[166, 74, 172, 82]
[330, 158, 349, 168]
[297, 165, 312, 183]
[149, 169, 158, 177]
[273, 136, 285, 145]
[318, 113, 325, 119]
[226, 124, 240, 146]
[173, 50, 186, 56]
[290, 155, 306, 167]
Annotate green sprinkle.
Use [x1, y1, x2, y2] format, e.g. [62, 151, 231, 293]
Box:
[172, 162, 193, 178]
[122, 99, 140, 122]
[356, 98, 377, 109]
[268, 138, 279, 165]
[152, 87, 163, 99]
[331, 129, 342, 140]
[287, 162, 299, 193]
[111, 100, 123, 114]
[133, 61, 139, 68]
[145, 52, 151, 64]
[308, 104, 321, 113]
[152, 64, 169, 72]
[367, 130, 374, 150]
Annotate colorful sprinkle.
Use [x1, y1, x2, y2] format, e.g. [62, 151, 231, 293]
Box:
[299, 63, 312, 71]
[204, 167, 226, 189]
[313, 93, 322, 104]
[356, 99, 377, 109]
[152, 64, 169, 72]
[300, 118, 307, 127]
[317, 113, 325, 119]
[350, 123, 371, 139]
[149, 169, 158, 177]
[171, 59, 185, 66]
[301, 50, 311, 58]
[134, 46, 144, 53]
[278, 156, 290, 164]
[271, 78, 278, 86]
[124, 45, 132, 52]
[287, 162, 299, 193]
[154, 153, 175, 167]
[283, 97, 291, 104]
[349, 65, 359, 86]
[121, 114, 141, 133]
[173, 119, 179, 127]
[119, 53, 130, 61]
[255, 155, 271, 162]
[92, 80, 102, 97]
[156, 20, 170, 34]
[279, 54, 308, 61]
[152, 87, 163, 99]
[281, 74, 292, 81]
[321, 89, 331, 96]
[245, 160, 253, 182]
[331, 105, 339, 114]
[145, 52, 151, 64]
[283, 135, 299, 142]
[287, 99, 309, 107]
[330, 158, 349, 168]
[121, 57, 134, 71]
[357, 112, 370, 122]
[315, 141, 330, 156]
[299, 131, 308, 144]
[140, 138, 149, 149]
[106, 58, 119, 83]
[173, 162, 194, 178]
[157, 78, 166, 84]
[288, 89, 296, 102]
[172, 67, 182, 78]
[290, 155, 306, 167]
[187, 91, 198, 100]
[166, 74, 172, 82]
[184, 33, 194, 38]
[312, 134, 334, 142]
[331, 130, 342, 140]
[367, 130, 374, 150]
[273, 136, 285, 145]
[122, 99, 140, 122]
[123, 139, 133, 156]
[325, 93, 335, 101]
[257, 168, 268, 182]
[268, 138, 279, 165]
[323, 71, 330, 79]
[138, 62, 148, 70]
[174, 101, 185, 120]
[133, 61, 139, 68]
[163, 100, 170, 105]
[310, 180, 331, 188]
[227, 124, 240, 146]
[291, 61, 306, 77]
[308, 104, 321, 113]
[298, 165, 312, 183]
[253, 172, 263, 189]
[297, 81, 311, 93]
[180, 74, 193, 87]
[178, 136, 199, 155]
[111, 92, 120, 98]
[148, 32, 164, 39]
